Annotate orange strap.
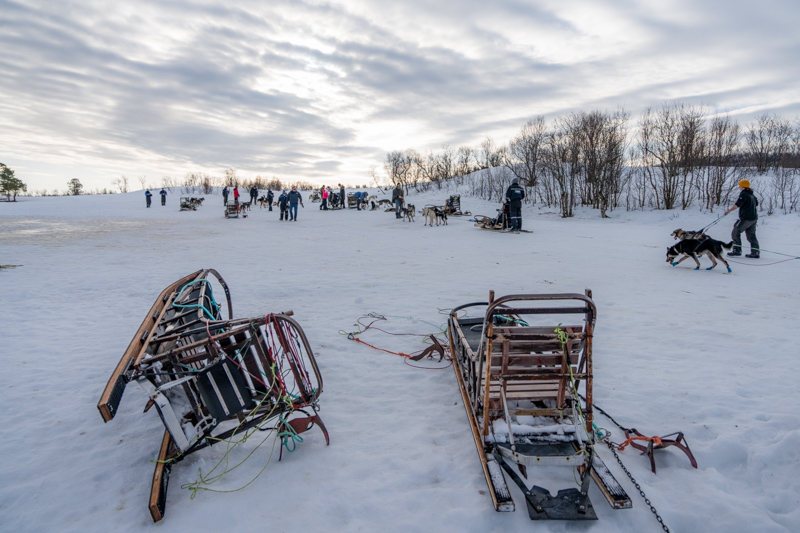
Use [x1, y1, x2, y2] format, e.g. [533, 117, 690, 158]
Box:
[617, 435, 663, 451]
[351, 337, 416, 359]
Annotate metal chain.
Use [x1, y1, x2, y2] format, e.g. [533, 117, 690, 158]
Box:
[604, 440, 670, 533]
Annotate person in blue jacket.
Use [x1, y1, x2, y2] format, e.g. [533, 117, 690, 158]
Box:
[222, 186, 229, 206]
[287, 186, 304, 220]
[504, 178, 525, 233]
[278, 190, 289, 220]
[145, 189, 152, 208]
[160, 188, 167, 206]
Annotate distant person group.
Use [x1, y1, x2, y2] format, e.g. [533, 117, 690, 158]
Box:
[144, 188, 168, 208]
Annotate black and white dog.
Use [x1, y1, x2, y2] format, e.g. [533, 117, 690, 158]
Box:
[666, 238, 733, 272]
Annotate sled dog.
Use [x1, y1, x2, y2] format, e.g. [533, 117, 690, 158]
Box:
[422, 207, 437, 226]
[403, 204, 415, 222]
[671, 228, 709, 241]
[666, 238, 733, 271]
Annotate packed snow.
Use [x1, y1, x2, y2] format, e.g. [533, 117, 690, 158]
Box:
[1, 188, 799, 533]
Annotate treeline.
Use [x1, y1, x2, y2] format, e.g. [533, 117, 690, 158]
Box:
[383, 103, 800, 216]
[23, 169, 324, 197]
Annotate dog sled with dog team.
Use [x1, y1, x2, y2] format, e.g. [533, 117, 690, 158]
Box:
[180, 197, 205, 211]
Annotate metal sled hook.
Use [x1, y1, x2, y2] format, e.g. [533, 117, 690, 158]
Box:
[620, 429, 698, 474]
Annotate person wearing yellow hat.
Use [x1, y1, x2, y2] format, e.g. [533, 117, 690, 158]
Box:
[724, 179, 760, 258]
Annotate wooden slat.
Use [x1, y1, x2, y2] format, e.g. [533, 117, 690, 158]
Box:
[97, 270, 202, 422]
[149, 430, 174, 522]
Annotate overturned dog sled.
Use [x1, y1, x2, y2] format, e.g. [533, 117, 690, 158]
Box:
[448, 291, 630, 521]
[98, 269, 328, 522]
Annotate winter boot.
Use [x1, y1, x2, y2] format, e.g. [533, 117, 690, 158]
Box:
[745, 252, 760, 258]
[727, 250, 742, 257]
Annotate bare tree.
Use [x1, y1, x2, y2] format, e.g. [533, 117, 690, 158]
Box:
[224, 168, 238, 186]
[455, 145, 475, 177]
[505, 117, 547, 202]
[639, 104, 684, 209]
[480, 137, 504, 169]
[543, 114, 582, 217]
[577, 110, 629, 217]
[699, 116, 743, 210]
[384, 150, 414, 193]
[112, 175, 129, 193]
[746, 114, 793, 173]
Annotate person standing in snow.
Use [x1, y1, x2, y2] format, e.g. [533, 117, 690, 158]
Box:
[249, 186, 258, 205]
[288, 186, 303, 221]
[266, 189, 274, 211]
[278, 190, 289, 220]
[504, 177, 525, 233]
[339, 184, 345, 209]
[222, 186, 229, 206]
[321, 186, 329, 210]
[392, 183, 404, 219]
[725, 179, 760, 258]
[233, 186, 240, 205]
[159, 188, 167, 206]
[145, 189, 152, 208]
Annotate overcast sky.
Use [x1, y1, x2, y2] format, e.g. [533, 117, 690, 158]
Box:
[2, 0, 799, 192]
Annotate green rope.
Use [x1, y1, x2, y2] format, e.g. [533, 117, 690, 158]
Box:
[277, 414, 304, 453]
[555, 324, 592, 439]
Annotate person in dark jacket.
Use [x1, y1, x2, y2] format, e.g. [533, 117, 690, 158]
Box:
[287, 186, 304, 220]
[504, 177, 525, 232]
[725, 179, 760, 258]
[249, 186, 258, 205]
[145, 189, 152, 208]
[392, 184, 404, 218]
[339, 184, 345, 209]
[222, 186, 229, 205]
[159, 188, 167, 206]
[266, 189, 274, 211]
[278, 190, 289, 220]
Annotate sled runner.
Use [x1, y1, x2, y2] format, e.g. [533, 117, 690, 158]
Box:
[98, 269, 328, 522]
[448, 291, 630, 521]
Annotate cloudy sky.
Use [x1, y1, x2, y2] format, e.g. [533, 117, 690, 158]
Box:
[2, 0, 799, 192]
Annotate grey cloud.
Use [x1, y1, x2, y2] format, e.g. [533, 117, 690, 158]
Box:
[1, 0, 798, 190]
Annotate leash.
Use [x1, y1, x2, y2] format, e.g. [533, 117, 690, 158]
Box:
[698, 213, 727, 233]
[728, 244, 800, 266]
[341, 313, 452, 369]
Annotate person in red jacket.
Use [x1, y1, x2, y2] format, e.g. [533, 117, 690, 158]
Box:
[233, 186, 240, 205]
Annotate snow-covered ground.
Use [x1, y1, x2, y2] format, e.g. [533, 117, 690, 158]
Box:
[1, 189, 798, 533]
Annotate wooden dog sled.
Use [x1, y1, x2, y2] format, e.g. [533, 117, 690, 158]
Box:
[448, 291, 630, 521]
[98, 269, 328, 522]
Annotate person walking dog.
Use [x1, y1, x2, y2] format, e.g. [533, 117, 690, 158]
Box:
[725, 179, 760, 258]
